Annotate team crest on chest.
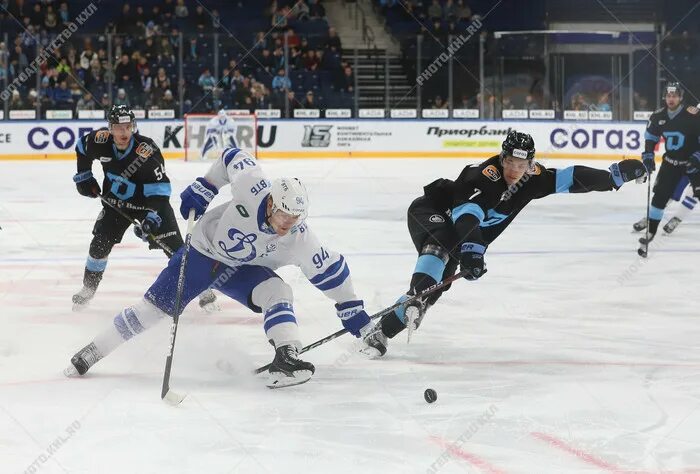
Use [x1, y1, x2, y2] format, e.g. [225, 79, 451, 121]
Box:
[482, 165, 501, 182]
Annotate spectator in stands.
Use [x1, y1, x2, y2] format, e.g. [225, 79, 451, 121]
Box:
[58, 2, 70, 26]
[39, 76, 54, 107]
[253, 31, 268, 50]
[44, 4, 58, 32]
[289, 46, 304, 70]
[484, 94, 497, 119]
[338, 65, 354, 93]
[304, 50, 320, 71]
[272, 67, 291, 91]
[100, 93, 110, 109]
[285, 90, 299, 117]
[116, 4, 132, 34]
[444, 0, 458, 20]
[140, 66, 153, 102]
[76, 92, 97, 111]
[501, 95, 515, 111]
[458, 94, 471, 109]
[53, 80, 73, 109]
[159, 36, 175, 63]
[309, 0, 326, 19]
[27, 89, 40, 111]
[569, 93, 587, 111]
[255, 48, 272, 73]
[175, 0, 188, 19]
[198, 68, 216, 93]
[114, 88, 130, 107]
[590, 92, 611, 112]
[70, 82, 82, 104]
[432, 95, 447, 109]
[234, 77, 252, 106]
[115, 54, 137, 88]
[456, 0, 472, 21]
[326, 27, 342, 52]
[303, 90, 317, 109]
[56, 56, 72, 81]
[29, 3, 43, 27]
[156, 89, 177, 110]
[191, 4, 208, 29]
[9, 90, 27, 110]
[294, 0, 310, 21]
[428, 0, 443, 20]
[142, 37, 158, 61]
[523, 94, 539, 110]
[272, 46, 286, 70]
[85, 58, 104, 91]
[272, 5, 290, 30]
[252, 82, 271, 110]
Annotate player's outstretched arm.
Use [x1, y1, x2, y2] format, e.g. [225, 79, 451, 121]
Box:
[535, 159, 647, 197]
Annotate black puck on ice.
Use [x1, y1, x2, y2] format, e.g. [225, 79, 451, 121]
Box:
[424, 388, 437, 403]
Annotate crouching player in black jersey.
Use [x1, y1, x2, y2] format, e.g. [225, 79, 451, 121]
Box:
[363, 131, 648, 353]
[71, 105, 218, 311]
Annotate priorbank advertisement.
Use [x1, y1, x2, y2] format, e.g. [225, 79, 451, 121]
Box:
[0, 119, 648, 160]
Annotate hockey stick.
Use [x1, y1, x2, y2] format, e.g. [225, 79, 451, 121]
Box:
[639, 172, 652, 258]
[253, 269, 470, 375]
[97, 194, 175, 256]
[161, 209, 196, 405]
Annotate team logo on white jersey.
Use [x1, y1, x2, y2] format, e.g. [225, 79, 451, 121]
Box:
[218, 228, 258, 262]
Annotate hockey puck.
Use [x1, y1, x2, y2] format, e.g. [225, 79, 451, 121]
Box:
[424, 388, 437, 404]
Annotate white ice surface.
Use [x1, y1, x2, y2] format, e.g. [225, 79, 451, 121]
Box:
[1, 158, 699, 474]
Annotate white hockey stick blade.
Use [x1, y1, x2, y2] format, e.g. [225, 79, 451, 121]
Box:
[162, 390, 186, 406]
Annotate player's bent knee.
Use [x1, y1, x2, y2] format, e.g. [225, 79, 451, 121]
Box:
[113, 299, 167, 341]
[251, 277, 294, 309]
[89, 237, 117, 259]
[421, 243, 450, 263]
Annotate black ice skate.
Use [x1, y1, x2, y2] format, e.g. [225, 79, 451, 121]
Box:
[663, 216, 682, 234]
[71, 286, 96, 311]
[632, 217, 648, 232]
[198, 289, 220, 313]
[360, 322, 387, 358]
[267, 345, 315, 389]
[64, 342, 103, 377]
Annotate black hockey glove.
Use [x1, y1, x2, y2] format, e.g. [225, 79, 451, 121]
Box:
[134, 211, 162, 242]
[73, 170, 101, 198]
[641, 152, 655, 173]
[459, 242, 487, 281]
[609, 159, 647, 189]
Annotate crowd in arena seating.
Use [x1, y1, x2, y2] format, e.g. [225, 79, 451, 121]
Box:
[0, 0, 354, 117]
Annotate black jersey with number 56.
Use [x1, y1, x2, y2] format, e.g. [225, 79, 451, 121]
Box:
[75, 128, 171, 205]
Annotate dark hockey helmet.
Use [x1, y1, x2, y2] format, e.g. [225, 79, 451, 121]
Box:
[107, 104, 137, 132]
[500, 130, 535, 162]
[662, 82, 684, 100]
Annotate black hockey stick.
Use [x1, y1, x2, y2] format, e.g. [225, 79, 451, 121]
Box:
[253, 269, 470, 375]
[97, 193, 175, 256]
[161, 209, 196, 405]
[638, 171, 652, 258]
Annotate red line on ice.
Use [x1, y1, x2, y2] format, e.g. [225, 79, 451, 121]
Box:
[430, 435, 506, 474]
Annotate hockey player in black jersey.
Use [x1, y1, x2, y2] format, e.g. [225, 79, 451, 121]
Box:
[363, 131, 647, 352]
[632, 82, 700, 256]
[71, 105, 217, 311]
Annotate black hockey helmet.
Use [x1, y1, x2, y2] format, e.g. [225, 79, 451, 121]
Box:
[501, 130, 535, 162]
[662, 82, 684, 100]
[107, 104, 136, 132]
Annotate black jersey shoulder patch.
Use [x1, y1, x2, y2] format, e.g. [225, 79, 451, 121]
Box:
[94, 130, 110, 143]
[687, 105, 698, 115]
[529, 162, 543, 176]
[482, 165, 502, 182]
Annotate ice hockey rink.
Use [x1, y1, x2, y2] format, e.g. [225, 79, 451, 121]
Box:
[1, 157, 699, 474]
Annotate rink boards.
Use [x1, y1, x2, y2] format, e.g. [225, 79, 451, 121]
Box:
[0, 119, 652, 161]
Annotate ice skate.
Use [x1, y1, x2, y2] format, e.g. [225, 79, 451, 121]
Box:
[267, 345, 315, 389]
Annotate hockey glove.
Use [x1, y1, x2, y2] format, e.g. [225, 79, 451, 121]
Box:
[460, 242, 487, 280]
[134, 211, 162, 241]
[180, 177, 218, 219]
[609, 159, 647, 189]
[73, 170, 101, 198]
[641, 152, 656, 173]
[335, 300, 371, 337]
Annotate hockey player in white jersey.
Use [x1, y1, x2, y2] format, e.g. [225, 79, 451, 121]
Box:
[65, 147, 384, 388]
[202, 109, 237, 159]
